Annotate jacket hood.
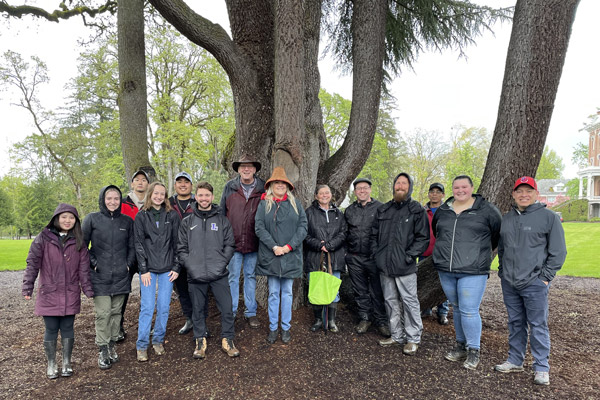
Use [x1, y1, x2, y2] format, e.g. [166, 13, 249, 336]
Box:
[99, 185, 123, 217]
[47, 203, 80, 228]
[392, 172, 414, 201]
[441, 193, 485, 210]
[513, 201, 546, 214]
[192, 203, 222, 218]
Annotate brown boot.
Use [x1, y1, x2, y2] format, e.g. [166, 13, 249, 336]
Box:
[193, 338, 207, 359]
[221, 338, 240, 357]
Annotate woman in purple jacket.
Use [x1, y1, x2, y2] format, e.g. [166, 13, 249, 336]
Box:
[22, 203, 94, 379]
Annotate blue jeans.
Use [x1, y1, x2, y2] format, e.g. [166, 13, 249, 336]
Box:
[438, 271, 487, 350]
[501, 277, 551, 372]
[228, 252, 258, 317]
[267, 276, 294, 331]
[137, 272, 173, 350]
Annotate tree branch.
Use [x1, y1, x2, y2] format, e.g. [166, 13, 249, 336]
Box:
[0, 1, 117, 22]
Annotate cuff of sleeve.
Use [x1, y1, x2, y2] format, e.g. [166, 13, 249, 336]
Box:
[286, 244, 293, 251]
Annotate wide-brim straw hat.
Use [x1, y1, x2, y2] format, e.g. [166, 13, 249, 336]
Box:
[265, 167, 294, 191]
[232, 154, 262, 173]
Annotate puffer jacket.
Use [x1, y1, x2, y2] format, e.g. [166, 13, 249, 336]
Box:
[255, 195, 308, 279]
[370, 173, 430, 277]
[177, 204, 235, 283]
[134, 206, 180, 274]
[304, 201, 347, 272]
[431, 194, 502, 275]
[498, 202, 566, 290]
[345, 199, 382, 255]
[22, 203, 94, 316]
[82, 185, 135, 297]
[220, 175, 265, 254]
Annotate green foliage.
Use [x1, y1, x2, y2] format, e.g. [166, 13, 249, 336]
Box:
[552, 199, 588, 222]
[444, 125, 490, 192]
[565, 178, 587, 198]
[535, 146, 564, 179]
[320, 89, 351, 152]
[572, 142, 589, 169]
[0, 187, 14, 228]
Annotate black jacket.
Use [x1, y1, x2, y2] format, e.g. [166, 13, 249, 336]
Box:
[431, 194, 502, 275]
[134, 206, 180, 274]
[177, 204, 235, 283]
[304, 201, 347, 273]
[345, 199, 382, 255]
[82, 185, 135, 296]
[370, 173, 430, 277]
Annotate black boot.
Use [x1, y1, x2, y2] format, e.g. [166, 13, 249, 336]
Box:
[43, 340, 59, 379]
[179, 318, 193, 335]
[310, 307, 323, 332]
[108, 340, 119, 363]
[61, 338, 74, 377]
[328, 304, 339, 333]
[98, 345, 112, 370]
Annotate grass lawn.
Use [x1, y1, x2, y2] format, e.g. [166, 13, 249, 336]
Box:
[1, 223, 598, 277]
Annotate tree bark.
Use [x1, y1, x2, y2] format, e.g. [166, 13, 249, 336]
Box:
[479, 0, 580, 212]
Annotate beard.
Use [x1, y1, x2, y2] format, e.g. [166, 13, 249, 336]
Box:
[393, 190, 408, 202]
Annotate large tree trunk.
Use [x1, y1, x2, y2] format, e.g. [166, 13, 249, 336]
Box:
[118, 0, 155, 181]
[479, 0, 580, 212]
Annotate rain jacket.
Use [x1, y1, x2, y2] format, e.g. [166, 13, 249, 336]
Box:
[304, 200, 347, 272]
[134, 206, 180, 274]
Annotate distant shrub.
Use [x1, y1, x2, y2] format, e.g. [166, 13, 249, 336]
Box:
[590, 217, 600, 223]
[552, 199, 588, 221]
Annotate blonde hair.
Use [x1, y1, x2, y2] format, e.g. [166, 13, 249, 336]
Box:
[142, 182, 172, 212]
[264, 185, 298, 214]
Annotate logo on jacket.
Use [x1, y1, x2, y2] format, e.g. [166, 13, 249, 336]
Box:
[211, 223, 218, 231]
[190, 224, 198, 230]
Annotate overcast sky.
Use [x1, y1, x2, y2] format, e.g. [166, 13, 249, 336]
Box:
[1, 0, 598, 178]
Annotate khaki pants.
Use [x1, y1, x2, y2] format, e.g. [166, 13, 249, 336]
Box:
[94, 295, 125, 346]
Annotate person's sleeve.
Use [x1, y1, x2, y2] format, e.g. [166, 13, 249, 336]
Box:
[407, 208, 430, 258]
[78, 247, 94, 298]
[304, 209, 324, 250]
[497, 224, 504, 278]
[171, 212, 181, 273]
[82, 214, 97, 268]
[176, 217, 190, 271]
[488, 203, 503, 250]
[431, 210, 440, 238]
[370, 209, 381, 258]
[255, 201, 277, 249]
[223, 218, 236, 263]
[22, 235, 43, 297]
[134, 215, 149, 274]
[541, 213, 567, 282]
[326, 212, 347, 252]
[126, 219, 136, 268]
[288, 201, 308, 250]
[219, 184, 229, 216]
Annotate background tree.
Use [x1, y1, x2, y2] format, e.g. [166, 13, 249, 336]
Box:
[444, 126, 491, 191]
[572, 142, 589, 169]
[535, 146, 565, 179]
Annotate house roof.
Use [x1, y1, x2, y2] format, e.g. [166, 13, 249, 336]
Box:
[537, 179, 569, 195]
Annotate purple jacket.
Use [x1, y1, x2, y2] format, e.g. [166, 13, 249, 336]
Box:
[22, 203, 94, 316]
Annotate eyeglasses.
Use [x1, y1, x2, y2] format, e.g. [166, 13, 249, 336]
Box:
[355, 186, 370, 191]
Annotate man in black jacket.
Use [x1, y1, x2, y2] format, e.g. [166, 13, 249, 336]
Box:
[371, 173, 429, 355]
[345, 178, 389, 336]
[178, 181, 239, 359]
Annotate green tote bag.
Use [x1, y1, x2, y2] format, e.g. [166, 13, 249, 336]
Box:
[308, 252, 342, 305]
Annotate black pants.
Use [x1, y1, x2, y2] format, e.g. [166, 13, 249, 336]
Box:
[174, 267, 193, 318]
[188, 276, 234, 340]
[43, 315, 75, 341]
[346, 253, 387, 325]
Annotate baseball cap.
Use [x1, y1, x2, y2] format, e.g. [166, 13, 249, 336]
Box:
[513, 176, 537, 191]
[131, 170, 150, 182]
[353, 178, 372, 188]
[428, 182, 445, 193]
[175, 171, 193, 183]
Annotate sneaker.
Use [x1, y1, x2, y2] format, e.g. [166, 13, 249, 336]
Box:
[378, 337, 404, 347]
[267, 329, 278, 344]
[437, 314, 449, 325]
[136, 349, 148, 362]
[403, 342, 419, 356]
[221, 338, 240, 357]
[355, 320, 371, 334]
[281, 330, 291, 344]
[377, 324, 391, 337]
[494, 361, 524, 373]
[534, 371, 550, 386]
[444, 342, 467, 362]
[245, 316, 260, 328]
[463, 348, 480, 370]
[152, 343, 165, 356]
[193, 338, 207, 359]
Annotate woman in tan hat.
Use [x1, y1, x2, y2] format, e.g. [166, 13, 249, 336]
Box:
[254, 167, 308, 344]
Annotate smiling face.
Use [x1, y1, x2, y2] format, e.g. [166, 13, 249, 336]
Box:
[272, 181, 288, 198]
[196, 188, 214, 211]
[393, 175, 410, 202]
[316, 186, 332, 207]
[238, 163, 257, 184]
[354, 183, 372, 203]
[104, 189, 121, 212]
[427, 188, 444, 207]
[175, 177, 192, 198]
[131, 173, 148, 196]
[150, 185, 167, 209]
[452, 178, 474, 203]
[512, 184, 538, 210]
[58, 212, 76, 233]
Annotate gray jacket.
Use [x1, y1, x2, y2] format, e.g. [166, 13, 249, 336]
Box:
[498, 202, 566, 290]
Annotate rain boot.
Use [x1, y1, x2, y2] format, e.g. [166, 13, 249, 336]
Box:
[328, 304, 339, 333]
[310, 306, 323, 332]
[61, 338, 74, 377]
[108, 340, 119, 363]
[98, 345, 112, 370]
[43, 340, 59, 379]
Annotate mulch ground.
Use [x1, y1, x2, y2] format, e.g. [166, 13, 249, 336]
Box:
[1, 271, 598, 399]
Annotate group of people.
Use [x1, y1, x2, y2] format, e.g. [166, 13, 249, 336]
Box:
[22, 156, 566, 387]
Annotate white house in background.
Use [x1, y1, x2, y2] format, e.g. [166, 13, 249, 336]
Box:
[577, 112, 600, 218]
[537, 179, 570, 208]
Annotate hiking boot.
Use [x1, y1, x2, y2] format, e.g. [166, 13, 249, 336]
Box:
[281, 330, 291, 344]
[179, 318, 193, 335]
[221, 338, 240, 357]
[108, 340, 119, 363]
[98, 345, 112, 370]
[193, 338, 207, 359]
[378, 337, 404, 347]
[43, 340, 59, 379]
[463, 348, 480, 370]
[355, 320, 371, 334]
[494, 361, 524, 373]
[60, 338, 74, 377]
[245, 316, 260, 328]
[534, 371, 550, 386]
[403, 342, 419, 356]
[377, 324, 391, 337]
[267, 329, 278, 344]
[445, 342, 467, 362]
[153, 343, 165, 356]
[328, 306, 339, 333]
[116, 326, 126, 342]
[136, 349, 148, 362]
[438, 314, 449, 325]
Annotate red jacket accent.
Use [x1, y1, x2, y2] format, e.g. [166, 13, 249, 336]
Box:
[121, 195, 140, 220]
[422, 204, 436, 257]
